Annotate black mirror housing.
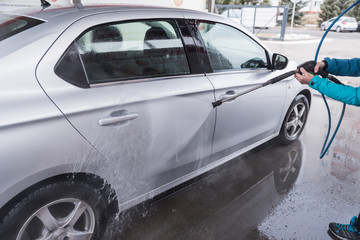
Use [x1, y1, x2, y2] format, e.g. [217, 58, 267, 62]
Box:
[271, 53, 288, 70]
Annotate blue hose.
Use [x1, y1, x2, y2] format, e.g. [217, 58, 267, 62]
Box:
[314, 0, 360, 158]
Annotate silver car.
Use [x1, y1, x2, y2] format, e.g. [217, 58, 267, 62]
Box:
[0, 2, 311, 239]
[320, 16, 358, 32]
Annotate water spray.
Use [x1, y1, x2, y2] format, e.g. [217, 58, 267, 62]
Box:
[212, 58, 346, 158]
[214, 0, 360, 158]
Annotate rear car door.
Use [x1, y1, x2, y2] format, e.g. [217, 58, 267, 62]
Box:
[36, 10, 216, 203]
[182, 15, 288, 162]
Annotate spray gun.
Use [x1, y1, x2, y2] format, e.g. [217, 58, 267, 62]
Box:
[296, 60, 343, 85]
[212, 60, 343, 108]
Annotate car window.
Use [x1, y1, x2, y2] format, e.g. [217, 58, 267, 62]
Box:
[196, 21, 268, 72]
[54, 42, 89, 88]
[0, 14, 44, 42]
[344, 18, 356, 23]
[74, 19, 190, 84]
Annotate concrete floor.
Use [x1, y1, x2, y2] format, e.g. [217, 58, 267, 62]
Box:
[105, 32, 360, 240]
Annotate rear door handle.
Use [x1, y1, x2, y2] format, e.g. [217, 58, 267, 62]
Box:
[98, 113, 139, 126]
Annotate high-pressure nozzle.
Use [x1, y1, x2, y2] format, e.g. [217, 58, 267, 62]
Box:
[296, 60, 343, 85]
[296, 61, 328, 78]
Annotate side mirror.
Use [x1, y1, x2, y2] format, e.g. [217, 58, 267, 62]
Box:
[272, 53, 288, 70]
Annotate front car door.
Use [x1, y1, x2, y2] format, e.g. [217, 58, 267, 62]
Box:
[181, 12, 288, 163]
[36, 10, 216, 207]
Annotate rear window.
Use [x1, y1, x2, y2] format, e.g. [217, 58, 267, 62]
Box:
[0, 14, 44, 41]
[344, 18, 357, 23]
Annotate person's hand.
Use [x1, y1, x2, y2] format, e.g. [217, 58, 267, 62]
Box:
[314, 61, 325, 73]
[295, 67, 314, 85]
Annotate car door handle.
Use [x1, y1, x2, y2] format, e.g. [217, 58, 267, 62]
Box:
[98, 113, 139, 126]
[220, 90, 236, 100]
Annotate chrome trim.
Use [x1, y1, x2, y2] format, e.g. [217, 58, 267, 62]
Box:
[205, 68, 270, 77]
[89, 74, 206, 88]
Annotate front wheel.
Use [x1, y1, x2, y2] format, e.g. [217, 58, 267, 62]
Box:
[0, 175, 118, 240]
[321, 25, 325, 31]
[278, 95, 309, 144]
[336, 26, 341, 32]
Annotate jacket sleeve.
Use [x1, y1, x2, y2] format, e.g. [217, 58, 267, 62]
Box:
[325, 57, 360, 76]
[309, 75, 360, 106]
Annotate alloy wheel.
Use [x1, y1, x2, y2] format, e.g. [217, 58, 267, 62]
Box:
[17, 198, 95, 240]
[284, 102, 306, 141]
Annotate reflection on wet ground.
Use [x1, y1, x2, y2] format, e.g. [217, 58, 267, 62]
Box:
[108, 96, 360, 239]
[258, 96, 360, 239]
[112, 139, 302, 240]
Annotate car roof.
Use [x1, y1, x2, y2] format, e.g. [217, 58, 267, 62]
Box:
[330, 16, 355, 20]
[8, 5, 211, 24]
[1, 4, 258, 59]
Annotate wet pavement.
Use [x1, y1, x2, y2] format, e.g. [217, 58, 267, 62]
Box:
[107, 95, 360, 240]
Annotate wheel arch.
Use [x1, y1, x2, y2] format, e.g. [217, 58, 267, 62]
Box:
[0, 172, 119, 221]
[298, 89, 312, 107]
[276, 88, 311, 144]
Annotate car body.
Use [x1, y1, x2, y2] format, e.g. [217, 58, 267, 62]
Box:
[320, 16, 358, 32]
[0, 3, 311, 239]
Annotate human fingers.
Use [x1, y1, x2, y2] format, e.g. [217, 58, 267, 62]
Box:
[295, 67, 313, 84]
[314, 61, 325, 73]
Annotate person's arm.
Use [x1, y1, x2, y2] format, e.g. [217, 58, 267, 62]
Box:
[325, 57, 360, 77]
[309, 75, 360, 106]
[295, 67, 360, 106]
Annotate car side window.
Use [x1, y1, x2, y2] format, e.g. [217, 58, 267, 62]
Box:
[196, 21, 268, 72]
[74, 20, 190, 84]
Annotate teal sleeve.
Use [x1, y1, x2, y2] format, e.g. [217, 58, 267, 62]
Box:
[309, 75, 360, 106]
[325, 57, 360, 76]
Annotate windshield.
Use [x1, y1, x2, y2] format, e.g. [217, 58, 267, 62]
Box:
[0, 14, 44, 41]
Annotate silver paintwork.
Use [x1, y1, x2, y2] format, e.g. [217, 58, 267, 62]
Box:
[0, 5, 311, 214]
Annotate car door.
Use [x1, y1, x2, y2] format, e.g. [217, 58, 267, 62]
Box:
[36, 11, 216, 203]
[188, 19, 288, 162]
[327, 18, 335, 30]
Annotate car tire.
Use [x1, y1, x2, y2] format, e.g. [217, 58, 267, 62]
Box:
[0, 175, 118, 240]
[321, 25, 325, 31]
[278, 95, 309, 145]
[336, 26, 341, 32]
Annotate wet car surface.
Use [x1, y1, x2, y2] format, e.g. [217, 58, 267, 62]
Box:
[0, 4, 311, 239]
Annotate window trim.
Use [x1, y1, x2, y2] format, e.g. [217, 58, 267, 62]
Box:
[72, 18, 192, 86]
[89, 73, 206, 88]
